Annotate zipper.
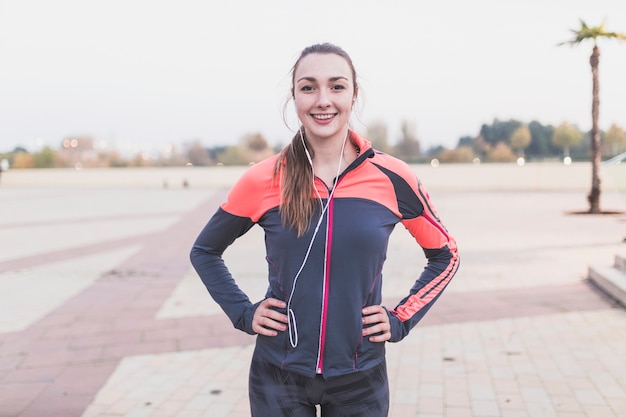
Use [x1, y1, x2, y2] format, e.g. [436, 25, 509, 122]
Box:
[311, 148, 369, 372]
[314, 181, 336, 374]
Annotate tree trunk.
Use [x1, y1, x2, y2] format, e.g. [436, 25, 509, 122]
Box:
[588, 45, 602, 213]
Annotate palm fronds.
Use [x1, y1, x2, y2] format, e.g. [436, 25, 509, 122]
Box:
[558, 19, 626, 46]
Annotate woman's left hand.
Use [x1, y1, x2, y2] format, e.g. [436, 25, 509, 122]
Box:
[361, 305, 391, 342]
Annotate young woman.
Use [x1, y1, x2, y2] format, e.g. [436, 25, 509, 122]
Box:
[190, 43, 459, 417]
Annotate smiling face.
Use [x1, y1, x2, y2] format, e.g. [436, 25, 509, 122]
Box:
[293, 52, 357, 145]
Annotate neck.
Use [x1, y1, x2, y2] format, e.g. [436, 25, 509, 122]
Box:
[307, 129, 352, 165]
[305, 130, 358, 185]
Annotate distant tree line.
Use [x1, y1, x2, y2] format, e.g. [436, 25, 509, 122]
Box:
[429, 118, 625, 163]
[1, 118, 624, 169]
[0, 133, 278, 169]
[366, 118, 625, 164]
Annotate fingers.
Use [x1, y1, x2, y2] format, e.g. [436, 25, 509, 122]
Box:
[252, 298, 288, 337]
[362, 305, 391, 343]
[263, 298, 287, 309]
[253, 300, 391, 342]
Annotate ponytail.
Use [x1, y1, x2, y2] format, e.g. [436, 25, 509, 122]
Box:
[274, 129, 317, 237]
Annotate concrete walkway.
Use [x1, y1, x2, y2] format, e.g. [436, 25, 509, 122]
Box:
[1, 164, 625, 417]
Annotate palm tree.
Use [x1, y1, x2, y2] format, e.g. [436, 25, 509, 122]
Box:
[559, 20, 626, 213]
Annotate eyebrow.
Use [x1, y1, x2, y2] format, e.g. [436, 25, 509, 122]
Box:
[296, 76, 350, 83]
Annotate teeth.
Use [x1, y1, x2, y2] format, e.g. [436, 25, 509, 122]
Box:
[313, 114, 334, 120]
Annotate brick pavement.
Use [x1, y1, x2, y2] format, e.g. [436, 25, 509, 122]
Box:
[1, 176, 625, 417]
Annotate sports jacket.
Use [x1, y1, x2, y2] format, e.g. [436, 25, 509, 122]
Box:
[190, 132, 459, 378]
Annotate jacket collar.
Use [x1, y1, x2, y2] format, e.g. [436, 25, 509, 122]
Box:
[349, 130, 375, 162]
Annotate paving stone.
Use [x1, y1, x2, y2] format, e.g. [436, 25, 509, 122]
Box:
[1, 175, 625, 417]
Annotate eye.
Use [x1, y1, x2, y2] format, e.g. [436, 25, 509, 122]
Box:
[300, 85, 314, 92]
[331, 84, 346, 90]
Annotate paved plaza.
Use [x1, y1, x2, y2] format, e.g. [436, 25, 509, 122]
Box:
[0, 163, 625, 417]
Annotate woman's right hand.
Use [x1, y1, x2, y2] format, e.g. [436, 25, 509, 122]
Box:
[252, 298, 288, 336]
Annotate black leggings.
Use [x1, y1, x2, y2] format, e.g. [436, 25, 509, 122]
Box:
[248, 359, 389, 417]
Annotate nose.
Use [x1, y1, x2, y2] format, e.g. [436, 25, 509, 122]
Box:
[316, 89, 331, 108]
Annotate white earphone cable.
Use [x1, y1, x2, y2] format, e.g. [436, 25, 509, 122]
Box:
[287, 128, 348, 348]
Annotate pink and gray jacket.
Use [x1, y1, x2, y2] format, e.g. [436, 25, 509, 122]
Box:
[190, 131, 459, 378]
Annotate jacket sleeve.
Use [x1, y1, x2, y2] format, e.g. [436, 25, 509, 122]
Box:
[386, 175, 459, 342]
[190, 207, 260, 334]
[190, 157, 280, 334]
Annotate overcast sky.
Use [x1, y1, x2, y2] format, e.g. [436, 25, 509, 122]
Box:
[1, 0, 625, 155]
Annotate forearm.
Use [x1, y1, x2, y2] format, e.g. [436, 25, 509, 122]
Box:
[388, 245, 459, 342]
[190, 207, 258, 334]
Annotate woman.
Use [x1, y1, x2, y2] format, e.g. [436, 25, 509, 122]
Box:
[190, 43, 459, 417]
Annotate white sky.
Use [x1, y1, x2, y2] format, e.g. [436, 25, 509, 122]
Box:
[1, 0, 625, 154]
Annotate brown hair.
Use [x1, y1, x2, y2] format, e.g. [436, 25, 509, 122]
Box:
[275, 43, 358, 237]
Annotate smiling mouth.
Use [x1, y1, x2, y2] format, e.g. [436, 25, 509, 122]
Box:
[311, 114, 336, 120]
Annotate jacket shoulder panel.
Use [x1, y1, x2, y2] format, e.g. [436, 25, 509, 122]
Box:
[368, 153, 424, 219]
[221, 156, 281, 222]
